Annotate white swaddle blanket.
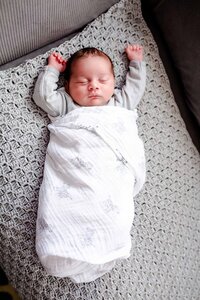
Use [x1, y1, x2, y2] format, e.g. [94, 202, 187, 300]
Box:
[36, 106, 145, 283]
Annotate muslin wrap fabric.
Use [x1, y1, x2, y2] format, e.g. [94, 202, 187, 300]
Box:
[36, 106, 145, 283]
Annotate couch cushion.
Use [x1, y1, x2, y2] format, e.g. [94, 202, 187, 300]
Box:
[143, 0, 200, 126]
[0, 0, 119, 66]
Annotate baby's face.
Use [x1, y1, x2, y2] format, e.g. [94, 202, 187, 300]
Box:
[67, 55, 115, 106]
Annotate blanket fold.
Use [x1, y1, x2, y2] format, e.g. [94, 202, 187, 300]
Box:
[36, 106, 145, 283]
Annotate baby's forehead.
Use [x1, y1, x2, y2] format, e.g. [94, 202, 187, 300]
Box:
[73, 54, 113, 71]
[77, 53, 110, 62]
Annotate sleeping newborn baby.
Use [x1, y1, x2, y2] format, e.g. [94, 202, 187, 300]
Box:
[33, 45, 146, 283]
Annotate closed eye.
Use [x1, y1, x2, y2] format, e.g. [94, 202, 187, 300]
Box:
[99, 79, 108, 83]
[76, 81, 88, 84]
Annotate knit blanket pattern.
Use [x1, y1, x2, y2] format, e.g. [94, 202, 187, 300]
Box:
[0, 0, 200, 299]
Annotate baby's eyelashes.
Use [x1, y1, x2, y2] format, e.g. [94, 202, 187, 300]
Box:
[75, 79, 108, 85]
[76, 80, 88, 85]
[99, 79, 108, 83]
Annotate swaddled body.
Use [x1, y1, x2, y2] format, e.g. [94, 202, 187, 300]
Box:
[33, 46, 146, 283]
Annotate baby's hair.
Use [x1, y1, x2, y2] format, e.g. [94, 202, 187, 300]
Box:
[64, 47, 114, 81]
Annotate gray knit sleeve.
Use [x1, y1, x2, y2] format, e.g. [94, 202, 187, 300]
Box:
[33, 66, 68, 117]
[114, 61, 146, 110]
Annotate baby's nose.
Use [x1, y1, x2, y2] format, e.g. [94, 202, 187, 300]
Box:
[88, 80, 99, 90]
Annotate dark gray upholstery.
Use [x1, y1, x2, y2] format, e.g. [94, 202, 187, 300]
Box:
[141, 0, 200, 152]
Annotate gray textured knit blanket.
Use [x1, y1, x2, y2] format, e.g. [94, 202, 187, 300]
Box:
[1, 0, 200, 299]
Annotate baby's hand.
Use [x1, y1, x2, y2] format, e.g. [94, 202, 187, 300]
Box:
[48, 52, 67, 73]
[125, 44, 143, 62]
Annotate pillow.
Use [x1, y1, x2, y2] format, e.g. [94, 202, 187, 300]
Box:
[0, 0, 119, 66]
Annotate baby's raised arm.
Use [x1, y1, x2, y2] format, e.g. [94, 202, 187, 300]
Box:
[33, 52, 68, 117]
[114, 44, 146, 110]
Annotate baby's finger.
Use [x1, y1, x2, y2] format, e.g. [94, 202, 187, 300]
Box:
[57, 54, 67, 64]
[125, 44, 132, 52]
[52, 52, 59, 57]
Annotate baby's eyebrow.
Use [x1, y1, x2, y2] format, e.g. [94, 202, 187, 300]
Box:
[99, 74, 109, 77]
[99, 72, 111, 75]
[75, 76, 87, 79]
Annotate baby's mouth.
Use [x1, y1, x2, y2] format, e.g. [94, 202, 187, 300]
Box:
[89, 94, 101, 99]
